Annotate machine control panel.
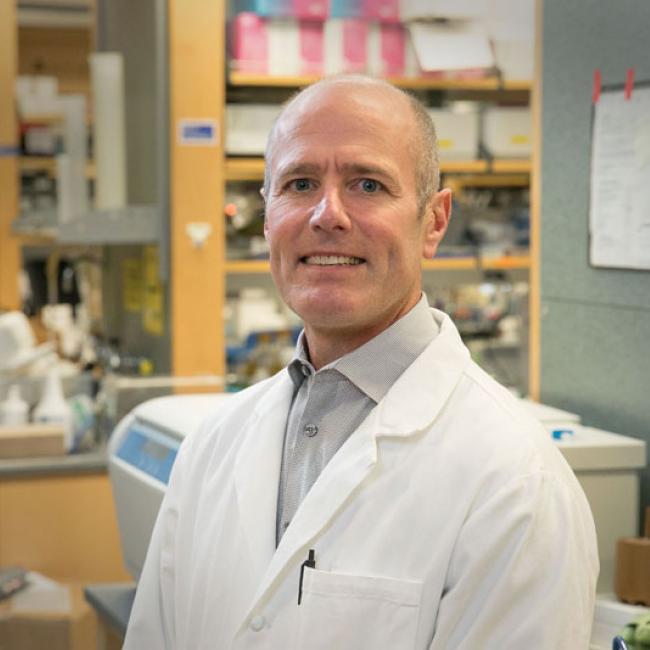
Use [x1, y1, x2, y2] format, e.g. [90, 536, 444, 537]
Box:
[116, 421, 181, 485]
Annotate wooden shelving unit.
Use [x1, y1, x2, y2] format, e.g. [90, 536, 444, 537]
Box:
[0, 1, 20, 311]
[19, 156, 96, 179]
[19, 114, 63, 125]
[224, 255, 530, 275]
[225, 157, 531, 182]
[5, 3, 538, 391]
[229, 71, 532, 93]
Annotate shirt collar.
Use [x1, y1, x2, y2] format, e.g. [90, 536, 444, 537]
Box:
[288, 294, 439, 403]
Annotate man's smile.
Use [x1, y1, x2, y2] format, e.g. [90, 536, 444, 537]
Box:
[300, 255, 366, 266]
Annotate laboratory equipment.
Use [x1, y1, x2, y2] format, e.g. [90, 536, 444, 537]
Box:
[522, 399, 646, 594]
[108, 393, 231, 579]
[33, 366, 74, 451]
[110, 395, 646, 629]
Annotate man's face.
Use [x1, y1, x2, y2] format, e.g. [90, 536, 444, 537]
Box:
[264, 83, 449, 349]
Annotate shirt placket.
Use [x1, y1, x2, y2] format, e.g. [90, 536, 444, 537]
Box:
[278, 370, 335, 539]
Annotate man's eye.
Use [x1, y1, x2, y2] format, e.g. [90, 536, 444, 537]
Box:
[360, 179, 381, 193]
[290, 178, 312, 192]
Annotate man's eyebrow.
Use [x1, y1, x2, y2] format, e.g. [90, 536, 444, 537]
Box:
[275, 162, 323, 180]
[336, 161, 398, 181]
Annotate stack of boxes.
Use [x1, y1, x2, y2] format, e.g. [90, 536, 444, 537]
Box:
[226, 0, 533, 160]
[229, 0, 414, 77]
[228, 0, 534, 80]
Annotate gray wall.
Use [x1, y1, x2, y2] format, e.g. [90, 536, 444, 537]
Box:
[541, 0, 650, 516]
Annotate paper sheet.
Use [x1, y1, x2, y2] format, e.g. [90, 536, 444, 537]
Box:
[408, 22, 494, 72]
[590, 85, 650, 270]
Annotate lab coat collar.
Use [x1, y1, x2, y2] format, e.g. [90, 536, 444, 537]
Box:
[234, 308, 470, 631]
[374, 308, 470, 436]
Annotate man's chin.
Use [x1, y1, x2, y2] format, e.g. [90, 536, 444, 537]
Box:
[292, 299, 365, 331]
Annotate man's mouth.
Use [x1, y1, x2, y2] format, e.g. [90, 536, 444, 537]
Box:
[301, 255, 365, 266]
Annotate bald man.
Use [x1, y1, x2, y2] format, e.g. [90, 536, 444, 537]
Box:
[124, 76, 598, 650]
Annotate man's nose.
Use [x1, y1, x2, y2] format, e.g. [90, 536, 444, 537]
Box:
[309, 187, 351, 232]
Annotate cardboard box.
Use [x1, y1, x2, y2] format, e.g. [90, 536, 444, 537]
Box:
[0, 576, 96, 650]
[230, 13, 268, 74]
[0, 423, 66, 459]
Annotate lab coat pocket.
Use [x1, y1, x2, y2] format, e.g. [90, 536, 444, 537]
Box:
[297, 568, 422, 650]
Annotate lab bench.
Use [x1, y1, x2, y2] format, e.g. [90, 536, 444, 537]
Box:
[84, 583, 136, 648]
[0, 447, 131, 586]
[0, 445, 107, 478]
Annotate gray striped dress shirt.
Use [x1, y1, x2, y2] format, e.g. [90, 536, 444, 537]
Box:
[276, 294, 440, 544]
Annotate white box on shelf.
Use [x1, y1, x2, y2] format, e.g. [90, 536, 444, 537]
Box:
[427, 107, 479, 160]
[268, 18, 301, 76]
[482, 106, 532, 158]
[226, 104, 283, 156]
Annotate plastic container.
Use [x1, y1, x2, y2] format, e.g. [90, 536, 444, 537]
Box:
[0, 385, 29, 426]
[33, 367, 73, 451]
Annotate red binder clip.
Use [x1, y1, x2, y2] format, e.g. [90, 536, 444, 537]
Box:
[625, 68, 635, 100]
[592, 69, 601, 104]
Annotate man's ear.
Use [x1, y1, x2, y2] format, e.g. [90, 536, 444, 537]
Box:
[422, 188, 452, 260]
[261, 186, 270, 239]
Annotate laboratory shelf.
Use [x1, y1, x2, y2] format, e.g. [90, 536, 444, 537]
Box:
[490, 159, 532, 174]
[0, 446, 108, 478]
[19, 156, 96, 179]
[224, 157, 531, 182]
[19, 113, 64, 125]
[225, 157, 266, 181]
[224, 255, 530, 275]
[12, 205, 160, 246]
[57, 205, 160, 245]
[11, 207, 58, 240]
[229, 72, 532, 93]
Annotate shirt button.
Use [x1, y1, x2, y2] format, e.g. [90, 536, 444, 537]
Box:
[249, 615, 266, 632]
[301, 365, 310, 377]
[304, 423, 318, 437]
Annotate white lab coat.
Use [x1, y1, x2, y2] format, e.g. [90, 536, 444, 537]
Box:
[124, 309, 598, 650]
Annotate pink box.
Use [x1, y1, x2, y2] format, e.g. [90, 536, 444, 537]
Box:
[342, 19, 368, 72]
[363, 0, 399, 23]
[293, 0, 329, 20]
[300, 21, 324, 74]
[380, 23, 405, 75]
[230, 13, 268, 73]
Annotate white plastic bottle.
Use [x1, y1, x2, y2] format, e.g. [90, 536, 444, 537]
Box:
[0, 385, 29, 426]
[33, 366, 73, 451]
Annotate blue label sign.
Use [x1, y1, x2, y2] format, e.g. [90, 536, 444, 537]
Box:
[178, 119, 219, 146]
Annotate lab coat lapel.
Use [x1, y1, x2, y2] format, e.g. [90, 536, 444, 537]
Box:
[246, 314, 470, 608]
[244, 406, 381, 615]
[239, 310, 471, 624]
[232, 372, 294, 585]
